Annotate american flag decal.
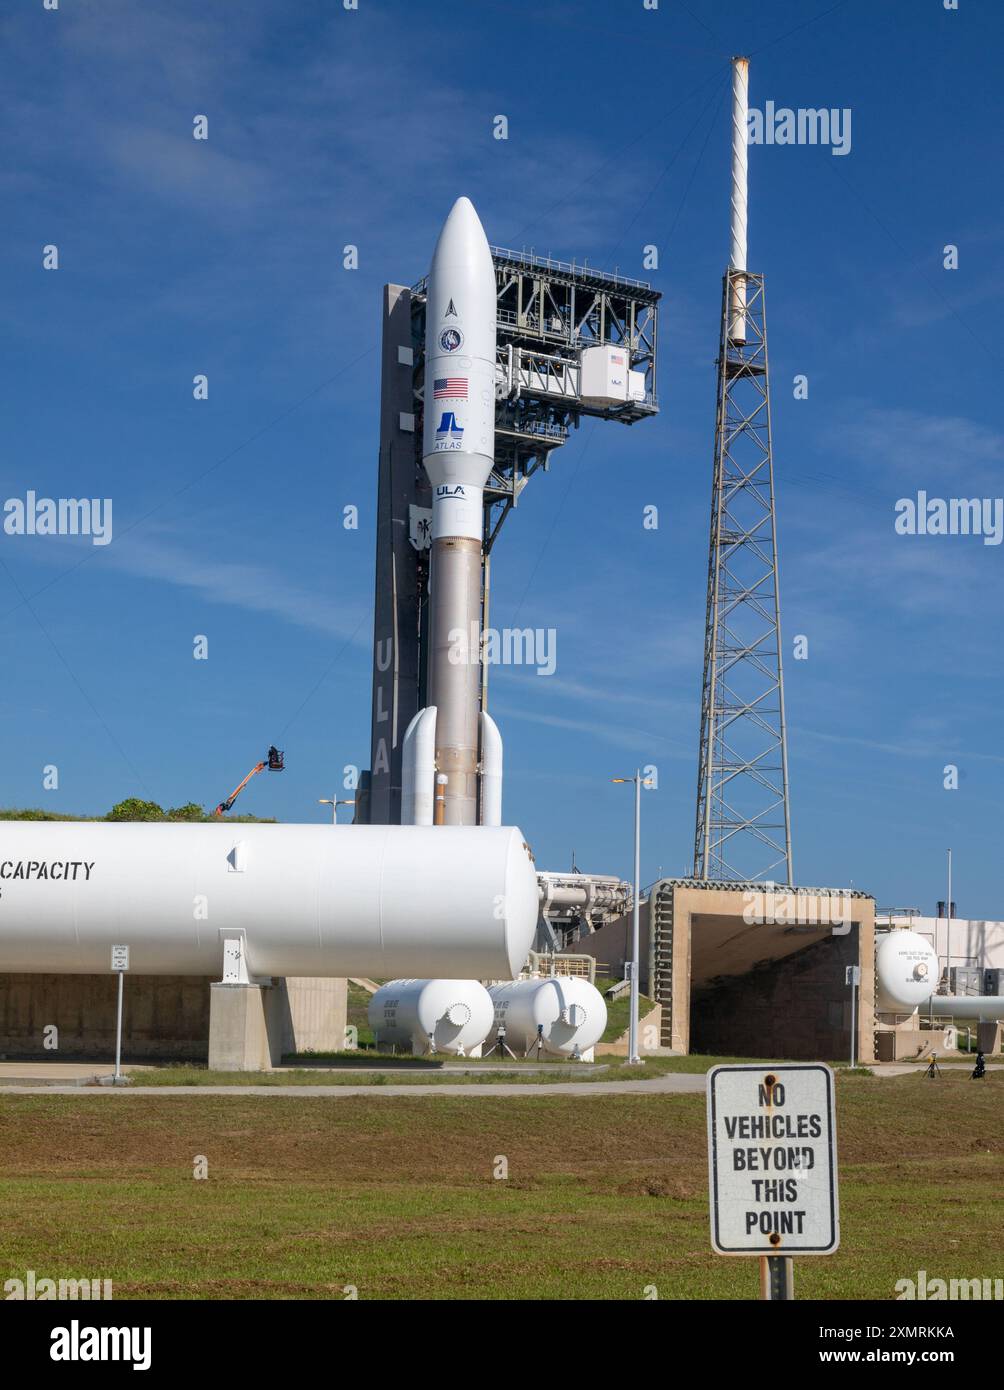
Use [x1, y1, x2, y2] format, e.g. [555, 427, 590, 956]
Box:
[434, 377, 468, 399]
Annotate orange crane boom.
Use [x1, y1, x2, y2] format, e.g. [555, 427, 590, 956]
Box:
[213, 746, 284, 817]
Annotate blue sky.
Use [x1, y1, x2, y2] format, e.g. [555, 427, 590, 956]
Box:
[2, 0, 1002, 916]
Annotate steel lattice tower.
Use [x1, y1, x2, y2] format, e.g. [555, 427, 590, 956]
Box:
[693, 57, 793, 884]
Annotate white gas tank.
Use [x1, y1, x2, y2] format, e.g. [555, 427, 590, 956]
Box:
[487, 976, 607, 1059]
[0, 823, 538, 981]
[368, 979, 494, 1056]
[875, 929, 939, 1012]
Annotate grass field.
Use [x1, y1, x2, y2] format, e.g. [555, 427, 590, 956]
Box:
[1, 1071, 1001, 1299]
[126, 1054, 869, 1085]
[593, 975, 655, 1042]
[128, 1055, 684, 1086]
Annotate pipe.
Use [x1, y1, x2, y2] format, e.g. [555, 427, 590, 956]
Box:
[728, 55, 749, 345]
[479, 709, 503, 826]
[922, 995, 1004, 1020]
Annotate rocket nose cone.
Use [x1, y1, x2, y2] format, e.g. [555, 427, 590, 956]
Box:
[446, 195, 481, 229]
[432, 196, 492, 270]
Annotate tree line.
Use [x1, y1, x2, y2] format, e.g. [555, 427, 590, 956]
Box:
[0, 799, 274, 823]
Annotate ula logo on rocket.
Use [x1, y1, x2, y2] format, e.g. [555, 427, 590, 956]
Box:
[434, 412, 464, 451]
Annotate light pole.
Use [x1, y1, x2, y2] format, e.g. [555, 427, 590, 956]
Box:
[612, 770, 651, 1064]
[946, 847, 952, 991]
[318, 798, 355, 825]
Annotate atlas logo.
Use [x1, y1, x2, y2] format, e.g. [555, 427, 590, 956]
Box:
[434, 412, 464, 451]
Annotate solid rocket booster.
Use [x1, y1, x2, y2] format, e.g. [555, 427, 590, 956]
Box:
[417, 196, 498, 826]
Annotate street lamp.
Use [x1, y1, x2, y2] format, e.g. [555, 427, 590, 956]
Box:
[318, 798, 355, 825]
[612, 769, 652, 1064]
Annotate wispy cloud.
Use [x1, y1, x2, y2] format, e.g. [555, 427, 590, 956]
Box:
[823, 405, 1004, 484]
[492, 667, 691, 717]
[799, 725, 1004, 765]
[105, 533, 368, 640]
[2, 528, 368, 641]
[493, 701, 691, 758]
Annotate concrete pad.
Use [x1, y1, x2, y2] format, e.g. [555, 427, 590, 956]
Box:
[870, 1062, 1004, 1076]
[0, 1062, 117, 1081]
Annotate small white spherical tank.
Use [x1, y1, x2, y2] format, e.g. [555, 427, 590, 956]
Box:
[0, 823, 539, 980]
[875, 929, 940, 1012]
[487, 976, 607, 1058]
[368, 979, 494, 1056]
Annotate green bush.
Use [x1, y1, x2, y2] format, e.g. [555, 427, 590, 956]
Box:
[106, 798, 165, 822]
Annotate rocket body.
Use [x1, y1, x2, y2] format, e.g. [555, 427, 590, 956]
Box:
[419, 197, 498, 825]
[422, 196, 497, 542]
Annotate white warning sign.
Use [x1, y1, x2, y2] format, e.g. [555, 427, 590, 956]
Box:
[707, 1063, 839, 1256]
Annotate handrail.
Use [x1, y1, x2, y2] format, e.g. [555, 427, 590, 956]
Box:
[490, 245, 652, 291]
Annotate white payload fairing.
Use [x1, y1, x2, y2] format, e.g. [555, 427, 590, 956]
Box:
[402, 197, 503, 828]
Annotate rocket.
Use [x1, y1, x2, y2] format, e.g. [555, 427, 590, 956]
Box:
[401, 197, 503, 827]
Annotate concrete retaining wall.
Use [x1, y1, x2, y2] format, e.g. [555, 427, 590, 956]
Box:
[0, 973, 213, 1060]
[0, 974, 348, 1064]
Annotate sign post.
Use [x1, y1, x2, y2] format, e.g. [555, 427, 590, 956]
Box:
[707, 1063, 839, 1300]
[846, 964, 861, 1068]
[111, 945, 129, 1084]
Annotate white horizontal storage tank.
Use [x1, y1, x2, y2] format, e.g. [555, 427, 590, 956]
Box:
[488, 975, 607, 1060]
[368, 979, 494, 1056]
[875, 929, 940, 1012]
[0, 823, 539, 980]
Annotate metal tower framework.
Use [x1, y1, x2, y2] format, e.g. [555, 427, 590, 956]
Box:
[694, 268, 793, 883]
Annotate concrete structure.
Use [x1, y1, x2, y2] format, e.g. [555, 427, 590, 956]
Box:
[209, 982, 284, 1071]
[591, 879, 875, 1061]
[596, 1004, 663, 1058]
[0, 974, 347, 1066]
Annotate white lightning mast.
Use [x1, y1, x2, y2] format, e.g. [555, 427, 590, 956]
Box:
[695, 56, 794, 884]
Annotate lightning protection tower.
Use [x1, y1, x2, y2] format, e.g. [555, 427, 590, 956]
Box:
[694, 56, 793, 884]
